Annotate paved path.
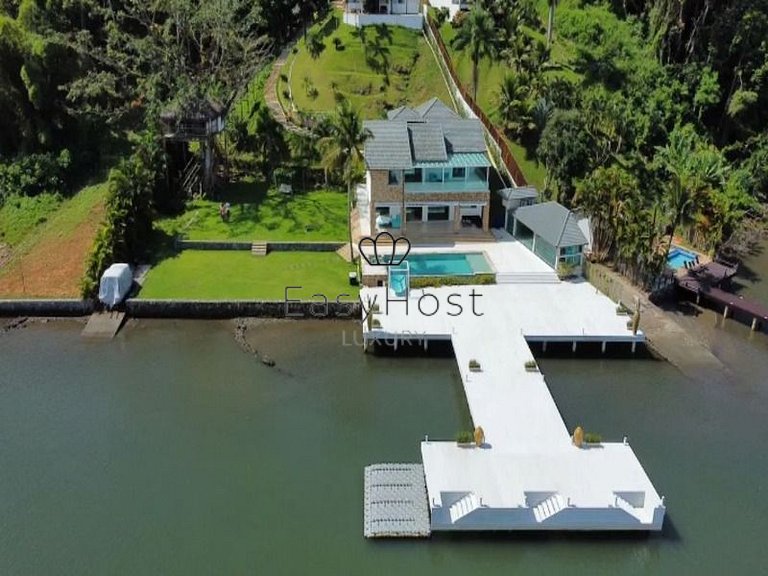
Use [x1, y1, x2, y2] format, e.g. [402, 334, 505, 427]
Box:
[264, 35, 311, 135]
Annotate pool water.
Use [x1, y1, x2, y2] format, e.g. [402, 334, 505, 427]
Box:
[667, 247, 697, 269]
[395, 252, 493, 277]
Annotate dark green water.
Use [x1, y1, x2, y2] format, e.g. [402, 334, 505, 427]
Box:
[1, 245, 767, 575]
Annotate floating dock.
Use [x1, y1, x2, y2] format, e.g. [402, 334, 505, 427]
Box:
[363, 464, 431, 538]
[362, 281, 665, 532]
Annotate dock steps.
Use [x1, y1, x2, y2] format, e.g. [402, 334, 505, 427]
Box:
[496, 272, 560, 284]
[449, 492, 480, 524]
[251, 242, 268, 256]
[364, 464, 431, 538]
[533, 493, 566, 523]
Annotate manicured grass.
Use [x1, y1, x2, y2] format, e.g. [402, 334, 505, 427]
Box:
[155, 181, 349, 242]
[289, 11, 452, 119]
[139, 251, 358, 300]
[0, 193, 62, 247]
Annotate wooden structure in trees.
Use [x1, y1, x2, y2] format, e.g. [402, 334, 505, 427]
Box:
[160, 98, 226, 197]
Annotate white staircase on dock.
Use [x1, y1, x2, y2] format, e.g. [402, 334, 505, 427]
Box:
[251, 241, 268, 256]
[533, 493, 566, 523]
[449, 493, 481, 524]
[495, 271, 560, 284]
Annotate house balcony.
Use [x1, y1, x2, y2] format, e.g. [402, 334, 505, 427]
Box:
[405, 179, 489, 194]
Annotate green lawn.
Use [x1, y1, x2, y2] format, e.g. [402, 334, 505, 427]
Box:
[288, 11, 453, 119]
[0, 193, 63, 247]
[139, 251, 358, 300]
[155, 181, 348, 242]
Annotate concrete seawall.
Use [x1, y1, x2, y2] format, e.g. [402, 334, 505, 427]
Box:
[0, 298, 360, 320]
[0, 300, 95, 317]
[125, 299, 360, 319]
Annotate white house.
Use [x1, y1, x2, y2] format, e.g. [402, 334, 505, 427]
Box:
[430, 0, 472, 20]
[344, 0, 423, 29]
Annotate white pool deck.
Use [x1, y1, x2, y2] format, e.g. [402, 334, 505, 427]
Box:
[361, 275, 666, 531]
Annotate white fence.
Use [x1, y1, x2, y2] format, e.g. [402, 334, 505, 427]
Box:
[342, 12, 424, 29]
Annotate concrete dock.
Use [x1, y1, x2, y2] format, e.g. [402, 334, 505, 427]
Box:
[361, 280, 665, 532]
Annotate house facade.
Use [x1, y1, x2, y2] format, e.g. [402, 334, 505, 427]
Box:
[430, 0, 473, 20]
[362, 98, 492, 236]
[344, 0, 423, 29]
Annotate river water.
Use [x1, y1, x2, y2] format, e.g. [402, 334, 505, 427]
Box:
[1, 247, 767, 575]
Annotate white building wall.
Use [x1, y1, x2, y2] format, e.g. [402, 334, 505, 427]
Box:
[430, 0, 471, 20]
[343, 11, 424, 29]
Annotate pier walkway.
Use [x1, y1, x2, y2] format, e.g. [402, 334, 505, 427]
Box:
[361, 281, 665, 532]
[677, 260, 767, 331]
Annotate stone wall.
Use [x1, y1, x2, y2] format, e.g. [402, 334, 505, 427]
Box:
[176, 240, 343, 252]
[125, 299, 361, 319]
[0, 299, 95, 317]
[370, 170, 404, 203]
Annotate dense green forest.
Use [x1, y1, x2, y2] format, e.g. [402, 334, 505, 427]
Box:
[1, 0, 767, 294]
[443, 0, 767, 285]
[0, 0, 328, 292]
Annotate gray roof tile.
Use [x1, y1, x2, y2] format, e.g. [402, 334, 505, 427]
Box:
[441, 119, 486, 153]
[408, 123, 447, 162]
[363, 99, 488, 169]
[363, 121, 413, 169]
[388, 106, 421, 121]
[415, 97, 459, 120]
[514, 202, 588, 247]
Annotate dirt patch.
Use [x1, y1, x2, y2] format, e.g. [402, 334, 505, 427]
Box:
[0, 201, 105, 298]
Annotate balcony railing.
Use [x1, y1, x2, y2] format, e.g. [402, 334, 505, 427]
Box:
[404, 179, 489, 193]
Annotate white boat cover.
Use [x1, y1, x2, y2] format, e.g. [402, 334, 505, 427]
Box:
[98, 263, 133, 307]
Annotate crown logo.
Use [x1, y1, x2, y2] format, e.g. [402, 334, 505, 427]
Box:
[358, 231, 411, 267]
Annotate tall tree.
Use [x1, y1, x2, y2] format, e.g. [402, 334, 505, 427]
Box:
[67, 0, 273, 124]
[320, 100, 370, 260]
[452, 6, 497, 101]
[654, 124, 727, 255]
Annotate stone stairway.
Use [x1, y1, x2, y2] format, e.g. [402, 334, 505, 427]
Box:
[533, 493, 566, 523]
[251, 242, 268, 257]
[449, 492, 481, 524]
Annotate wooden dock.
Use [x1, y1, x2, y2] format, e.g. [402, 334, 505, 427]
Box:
[81, 311, 126, 339]
[363, 464, 431, 538]
[677, 260, 766, 331]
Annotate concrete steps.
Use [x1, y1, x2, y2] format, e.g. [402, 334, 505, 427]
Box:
[496, 272, 559, 284]
[449, 492, 480, 524]
[533, 493, 566, 523]
[251, 242, 268, 257]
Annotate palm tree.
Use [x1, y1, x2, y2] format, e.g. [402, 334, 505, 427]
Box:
[547, 0, 557, 48]
[655, 125, 727, 256]
[497, 73, 535, 139]
[452, 7, 498, 101]
[320, 100, 371, 260]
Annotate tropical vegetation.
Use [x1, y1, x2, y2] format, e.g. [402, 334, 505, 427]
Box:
[435, 0, 767, 288]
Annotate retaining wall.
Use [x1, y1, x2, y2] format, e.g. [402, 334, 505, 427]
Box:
[0, 299, 95, 317]
[175, 240, 343, 252]
[125, 299, 360, 319]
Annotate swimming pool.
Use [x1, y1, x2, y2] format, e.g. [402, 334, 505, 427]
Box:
[667, 247, 697, 269]
[393, 252, 493, 277]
